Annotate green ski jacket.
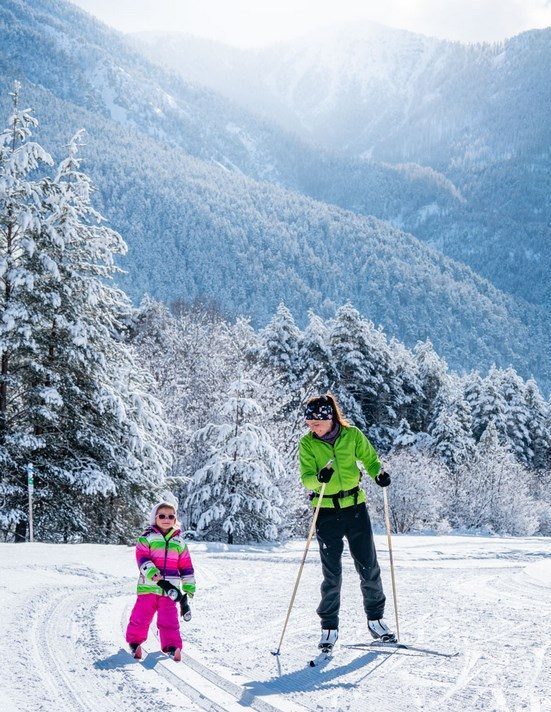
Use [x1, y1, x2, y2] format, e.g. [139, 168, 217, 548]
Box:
[299, 425, 382, 509]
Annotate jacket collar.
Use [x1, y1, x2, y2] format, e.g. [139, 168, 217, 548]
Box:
[151, 525, 181, 540]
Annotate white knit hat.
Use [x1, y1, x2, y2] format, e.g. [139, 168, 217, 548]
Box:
[148, 501, 178, 526]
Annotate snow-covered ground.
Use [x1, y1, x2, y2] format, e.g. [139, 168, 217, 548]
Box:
[1, 534, 550, 712]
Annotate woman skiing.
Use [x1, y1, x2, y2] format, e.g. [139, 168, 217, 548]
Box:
[299, 393, 395, 651]
[125, 501, 196, 661]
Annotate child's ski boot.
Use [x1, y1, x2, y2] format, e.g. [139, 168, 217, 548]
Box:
[129, 643, 143, 659]
[165, 646, 182, 662]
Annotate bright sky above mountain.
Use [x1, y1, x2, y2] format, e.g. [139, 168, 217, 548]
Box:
[71, 0, 551, 46]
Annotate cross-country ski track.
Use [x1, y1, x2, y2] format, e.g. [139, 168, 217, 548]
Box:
[1, 536, 550, 712]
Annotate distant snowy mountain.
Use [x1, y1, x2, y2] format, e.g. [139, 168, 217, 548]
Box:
[1, 1, 466, 233]
[1, 0, 550, 386]
[136, 21, 550, 165]
[134, 24, 551, 310]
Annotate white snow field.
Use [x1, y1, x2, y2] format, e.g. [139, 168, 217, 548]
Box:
[1, 534, 550, 712]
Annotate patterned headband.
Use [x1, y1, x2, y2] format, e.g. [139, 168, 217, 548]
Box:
[304, 398, 334, 421]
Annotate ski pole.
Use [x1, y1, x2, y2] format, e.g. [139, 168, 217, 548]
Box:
[382, 486, 400, 642]
[272, 461, 332, 656]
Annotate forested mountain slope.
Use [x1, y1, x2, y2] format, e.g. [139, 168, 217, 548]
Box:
[1, 0, 549, 386]
[135, 24, 551, 309]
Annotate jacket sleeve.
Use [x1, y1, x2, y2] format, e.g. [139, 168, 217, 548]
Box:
[135, 535, 161, 582]
[299, 437, 322, 493]
[178, 542, 196, 597]
[354, 428, 382, 480]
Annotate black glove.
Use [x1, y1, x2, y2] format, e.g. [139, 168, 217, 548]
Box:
[157, 579, 183, 603]
[316, 466, 334, 483]
[180, 594, 192, 621]
[375, 470, 391, 487]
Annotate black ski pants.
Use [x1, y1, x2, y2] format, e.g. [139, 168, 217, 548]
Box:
[315, 502, 385, 629]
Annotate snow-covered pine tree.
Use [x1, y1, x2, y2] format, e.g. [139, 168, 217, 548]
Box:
[496, 367, 533, 466]
[37, 131, 171, 541]
[468, 366, 509, 444]
[256, 302, 300, 369]
[388, 336, 423, 430]
[392, 418, 419, 449]
[523, 379, 550, 470]
[410, 340, 448, 432]
[0, 83, 55, 540]
[429, 380, 475, 474]
[1, 106, 170, 542]
[253, 303, 302, 421]
[297, 310, 335, 396]
[329, 304, 382, 430]
[252, 303, 305, 519]
[186, 378, 283, 543]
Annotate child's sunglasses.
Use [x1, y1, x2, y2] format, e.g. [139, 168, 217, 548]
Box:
[157, 513, 176, 520]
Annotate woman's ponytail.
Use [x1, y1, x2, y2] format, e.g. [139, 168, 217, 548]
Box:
[324, 392, 350, 427]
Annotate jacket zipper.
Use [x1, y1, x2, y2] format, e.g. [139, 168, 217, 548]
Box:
[161, 530, 174, 594]
[317, 438, 343, 492]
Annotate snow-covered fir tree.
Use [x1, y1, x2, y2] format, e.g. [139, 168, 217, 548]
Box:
[410, 340, 448, 432]
[297, 310, 336, 396]
[388, 336, 423, 430]
[469, 366, 509, 443]
[252, 304, 307, 522]
[0, 83, 56, 539]
[429, 380, 475, 475]
[329, 304, 379, 430]
[186, 378, 284, 543]
[497, 367, 534, 466]
[523, 379, 550, 470]
[0, 96, 171, 542]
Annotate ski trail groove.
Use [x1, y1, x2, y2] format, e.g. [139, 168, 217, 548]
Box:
[118, 594, 307, 712]
[33, 583, 122, 712]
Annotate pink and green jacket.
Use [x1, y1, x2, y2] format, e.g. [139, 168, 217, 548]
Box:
[135, 526, 196, 597]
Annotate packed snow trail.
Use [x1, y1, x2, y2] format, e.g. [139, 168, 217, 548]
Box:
[1, 536, 550, 712]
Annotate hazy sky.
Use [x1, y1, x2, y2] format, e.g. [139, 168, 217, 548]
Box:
[71, 0, 551, 46]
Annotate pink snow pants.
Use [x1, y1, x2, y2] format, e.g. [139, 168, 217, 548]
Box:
[125, 593, 182, 650]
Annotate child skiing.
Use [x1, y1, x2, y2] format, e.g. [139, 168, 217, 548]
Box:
[125, 501, 196, 661]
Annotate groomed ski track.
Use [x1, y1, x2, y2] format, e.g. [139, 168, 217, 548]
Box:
[1, 537, 550, 712]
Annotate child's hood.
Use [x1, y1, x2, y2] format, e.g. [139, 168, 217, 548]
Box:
[148, 500, 179, 526]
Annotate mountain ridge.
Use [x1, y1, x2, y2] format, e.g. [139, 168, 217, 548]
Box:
[1, 0, 550, 388]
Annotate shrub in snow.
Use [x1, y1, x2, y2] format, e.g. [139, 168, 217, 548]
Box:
[376, 449, 450, 533]
[455, 421, 540, 536]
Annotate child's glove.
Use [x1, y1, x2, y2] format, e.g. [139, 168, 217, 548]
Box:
[157, 579, 183, 603]
[180, 594, 192, 621]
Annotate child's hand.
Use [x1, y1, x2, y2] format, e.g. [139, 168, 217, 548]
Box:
[157, 579, 183, 603]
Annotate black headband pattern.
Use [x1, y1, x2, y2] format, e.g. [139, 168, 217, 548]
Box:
[304, 398, 334, 420]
